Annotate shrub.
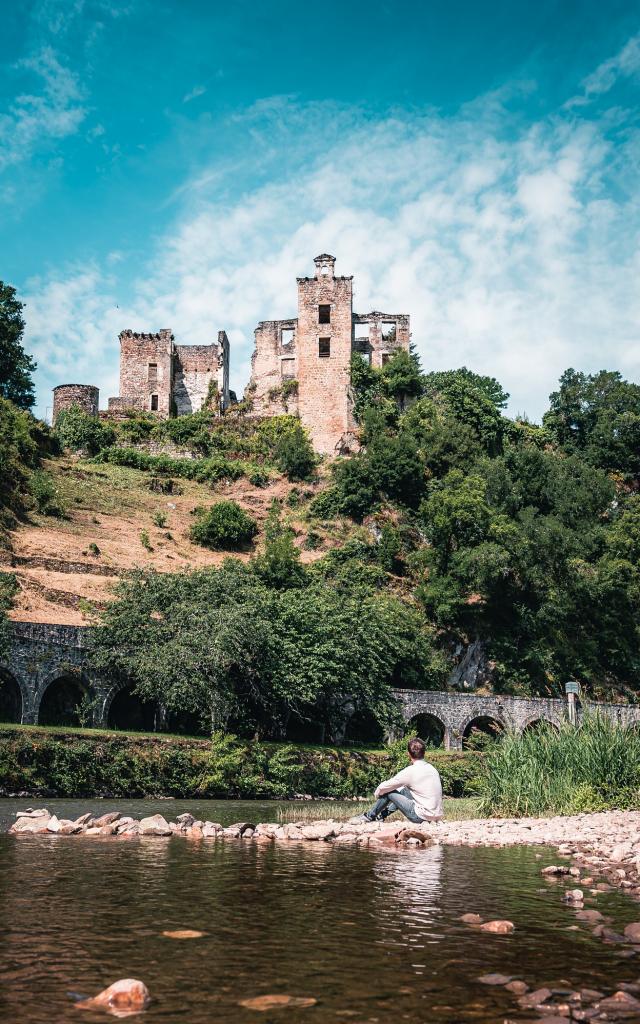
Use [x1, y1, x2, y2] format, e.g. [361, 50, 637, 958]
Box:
[189, 500, 258, 550]
[95, 447, 245, 483]
[55, 404, 115, 454]
[30, 470, 65, 516]
[152, 510, 167, 528]
[273, 422, 317, 481]
[140, 529, 153, 551]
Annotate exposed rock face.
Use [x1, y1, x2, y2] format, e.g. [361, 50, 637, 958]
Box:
[447, 640, 491, 690]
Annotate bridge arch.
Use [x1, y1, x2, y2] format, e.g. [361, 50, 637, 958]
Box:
[406, 712, 446, 748]
[36, 670, 95, 727]
[460, 713, 505, 750]
[520, 714, 562, 734]
[0, 666, 24, 723]
[103, 680, 164, 733]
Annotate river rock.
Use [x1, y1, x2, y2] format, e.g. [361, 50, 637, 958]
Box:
[281, 824, 304, 841]
[505, 980, 529, 995]
[16, 808, 49, 819]
[176, 813, 194, 826]
[75, 978, 150, 1014]
[46, 816, 61, 832]
[562, 889, 584, 903]
[73, 813, 93, 826]
[623, 922, 640, 942]
[460, 913, 483, 925]
[300, 823, 337, 841]
[10, 814, 51, 833]
[479, 920, 515, 934]
[239, 994, 317, 1011]
[597, 991, 640, 1016]
[202, 822, 221, 838]
[93, 811, 122, 827]
[518, 987, 552, 1008]
[478, 973, 513, 985]
[542, 865, 571, 876]
[139, 815, 172, 837]
[575, 909, 604, 923]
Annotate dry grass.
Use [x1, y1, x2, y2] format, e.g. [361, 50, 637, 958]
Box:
[275, 797, 480, 824]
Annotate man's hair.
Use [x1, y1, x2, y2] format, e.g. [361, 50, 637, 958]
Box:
[407, 737, 426, 759]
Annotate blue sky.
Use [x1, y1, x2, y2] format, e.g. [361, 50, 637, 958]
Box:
[1, 0, 639, 421]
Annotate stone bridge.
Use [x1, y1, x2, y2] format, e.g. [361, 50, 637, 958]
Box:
[2, 623, 640, 744]
[392, 688, 640, 749]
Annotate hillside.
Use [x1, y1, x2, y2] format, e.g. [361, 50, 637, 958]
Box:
[2, 454, 342, 625]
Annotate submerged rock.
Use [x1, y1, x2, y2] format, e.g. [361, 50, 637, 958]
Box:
[479, 919, 515, 934]
[162, 929, 205, 939]
[74, 978, 150, 1016]
[623, 922, 640, 943]
[460, 913, 483, 925]
[477, 973, 513, 985]
[239, 995, 317, 1011]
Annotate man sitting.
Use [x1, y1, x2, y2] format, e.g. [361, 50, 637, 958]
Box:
[356, 737, 443, 823]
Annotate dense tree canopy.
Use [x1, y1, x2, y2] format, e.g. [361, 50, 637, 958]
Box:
[0, 283, 36, 410]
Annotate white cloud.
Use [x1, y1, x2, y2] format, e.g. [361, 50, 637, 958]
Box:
[25, 82, 640, 423]
[0, 47, 86, 171]
[183, 85, 206, 103]
[570, 31, 640, 105]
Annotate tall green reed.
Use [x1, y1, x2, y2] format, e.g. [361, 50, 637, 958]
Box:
[479, 712, 640, 817]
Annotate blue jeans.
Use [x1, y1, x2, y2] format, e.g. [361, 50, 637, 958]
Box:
[366, 786, 424, 824]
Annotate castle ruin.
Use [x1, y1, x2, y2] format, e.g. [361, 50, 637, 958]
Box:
[107, 329, 230, 418]
[53, 255, 410, 453]
[246, 254, 410, 452]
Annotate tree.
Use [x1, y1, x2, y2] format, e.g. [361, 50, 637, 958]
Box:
[543, 369, 640, 480]
[274, 421, 317, 481]
[0, 283, 36, 410]
[253, 501, 307, 589]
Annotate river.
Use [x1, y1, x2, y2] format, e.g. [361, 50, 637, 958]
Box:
[0, 798, 636, 1022]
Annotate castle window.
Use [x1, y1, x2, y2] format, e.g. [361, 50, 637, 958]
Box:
[382, 322, 397, 342]
[281, 327, 294, 347]
[150, 394, 159, 411]
[281, 358, 295, 379]
[319, 338, 330, 358]
[319, 304, 330, 324]
[148, 362, 158, 383]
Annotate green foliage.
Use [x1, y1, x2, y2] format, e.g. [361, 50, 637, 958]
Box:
[544, 368, 640, 479]
[140, 529, 153, 551]
[274, 421, 317, 481]
[0, 728, 481, 799]
[55, 404, 116, 455]
[0, 282, 36, 409]
[350, 349, 424, 424]
[331, 426, 426, 519]
[253, 501, 307, 589]
[479, 715, 640, 816]
[30, 470, 65, 516]
[0, 571, 18, 656]
[0, 397, 55, 528]
[189, 500, 258, 550]
[152, 510, 167, 528]
[95, 446, 246, 483]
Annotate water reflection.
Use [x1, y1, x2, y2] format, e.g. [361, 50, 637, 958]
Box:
[0, 837, 637, 1024]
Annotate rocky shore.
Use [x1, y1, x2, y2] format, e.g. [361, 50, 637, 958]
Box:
[8, 807, 640, 892]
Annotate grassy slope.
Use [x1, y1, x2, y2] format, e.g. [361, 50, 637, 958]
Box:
[6, 455, 346, 625]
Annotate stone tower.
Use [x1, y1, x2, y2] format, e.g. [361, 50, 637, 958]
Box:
[295, 255, 354, 454]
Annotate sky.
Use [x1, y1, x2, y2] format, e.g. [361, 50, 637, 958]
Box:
[1, 0, 640, 422]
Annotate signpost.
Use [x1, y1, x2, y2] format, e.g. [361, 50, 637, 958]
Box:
[565, 680, 580, 726]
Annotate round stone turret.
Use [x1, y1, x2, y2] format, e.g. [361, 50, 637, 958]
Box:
[52, 384, 99, 425]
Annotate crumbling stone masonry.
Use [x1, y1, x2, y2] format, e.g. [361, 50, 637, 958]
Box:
[108, 328, 230, 417]
[52, 385, 99, 426]
[246, 255, 411, 454]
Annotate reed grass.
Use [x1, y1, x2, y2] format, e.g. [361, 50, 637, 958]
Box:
[479, 712, 640, 817]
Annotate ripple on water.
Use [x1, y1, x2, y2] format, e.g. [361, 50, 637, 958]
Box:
[0, 832, 637, 1023]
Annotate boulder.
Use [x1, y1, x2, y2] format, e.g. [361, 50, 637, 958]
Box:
[10, 814, 52, 834]
[299, 823, 336, 841]
[74, 978, 150, 1014]
[479, 920, 515, 934]
[46, 816, 61, 833]
[93, 811, 122, 827]
[139, 815, 172, 837]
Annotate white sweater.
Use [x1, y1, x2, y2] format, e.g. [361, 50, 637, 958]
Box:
[375, 759, 444, 821]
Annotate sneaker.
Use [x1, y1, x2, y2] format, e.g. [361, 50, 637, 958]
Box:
[347, 813, 374, 824]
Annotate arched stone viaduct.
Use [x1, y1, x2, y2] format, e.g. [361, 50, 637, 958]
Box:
[2, 623, 640, 743]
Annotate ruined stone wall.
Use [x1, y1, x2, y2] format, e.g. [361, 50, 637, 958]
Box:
[296, 257, 354, 454]
[353, 312, 410, 369]
[249, 319, 299, 417]
[119, 330, 173, 417]
[174, 344, 218, 415]
[52, 385, 99, 425]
